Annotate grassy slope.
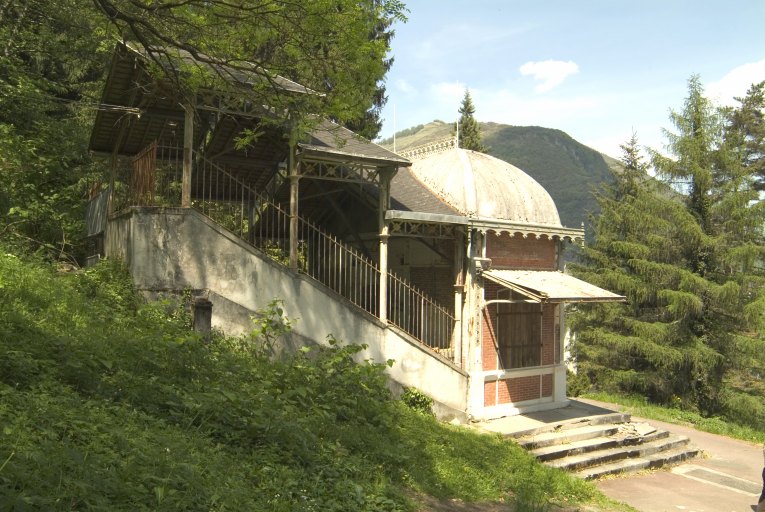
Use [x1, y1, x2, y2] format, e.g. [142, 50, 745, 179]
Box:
[379, 121, 615, 230]
[582, 392, 765, 445]
[0, 251, 630, 511]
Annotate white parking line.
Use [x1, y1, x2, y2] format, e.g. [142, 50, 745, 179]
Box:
[672, 464, 760, 497]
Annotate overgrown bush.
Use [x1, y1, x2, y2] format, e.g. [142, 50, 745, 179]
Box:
[400, 387, 434, 415]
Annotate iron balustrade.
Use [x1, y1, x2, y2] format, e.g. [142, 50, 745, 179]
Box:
[388, 272, 455, 358]
[113, 144, 458, 364]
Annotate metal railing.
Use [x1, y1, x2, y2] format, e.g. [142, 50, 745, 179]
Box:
[114, 143, 457, 361]
[388, 272, 455, 358]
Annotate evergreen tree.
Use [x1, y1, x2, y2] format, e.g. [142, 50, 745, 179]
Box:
[569, 135, 714, 407]
[342, 0, 404, 139]
[571, 77, 765, 425]
[725, 81, 765, 191]
[454, 89, 487, 152]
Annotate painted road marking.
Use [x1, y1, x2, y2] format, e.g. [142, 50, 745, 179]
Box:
[672, 464, 760, 497]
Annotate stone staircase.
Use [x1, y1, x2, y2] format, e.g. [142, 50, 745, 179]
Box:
[509, 412, 700, 479]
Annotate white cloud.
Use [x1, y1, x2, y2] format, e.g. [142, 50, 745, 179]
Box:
[430, 81, 466, 101]
[707, 60, 765, 106]
[519, 60, 579, 93]
[394, 78, 416, 95]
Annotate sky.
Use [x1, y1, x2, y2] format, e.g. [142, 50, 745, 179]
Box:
[376, 1, 765, 158]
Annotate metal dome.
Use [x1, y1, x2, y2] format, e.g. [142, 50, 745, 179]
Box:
[408, 147, 562, 226]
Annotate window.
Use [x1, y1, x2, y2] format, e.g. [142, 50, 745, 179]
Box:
[496, 289, 542, 369]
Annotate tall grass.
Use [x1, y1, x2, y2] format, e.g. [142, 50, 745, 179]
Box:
[0, 249, 628, 511]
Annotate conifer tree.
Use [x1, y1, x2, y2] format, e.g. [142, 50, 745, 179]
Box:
[454, 89, 487, 152]
[569, 135, 714, 406]
[571, 77, 765, 424]
[725, 81, 765, 191]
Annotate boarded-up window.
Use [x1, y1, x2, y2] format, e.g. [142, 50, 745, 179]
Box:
[496, 289, 542, 369]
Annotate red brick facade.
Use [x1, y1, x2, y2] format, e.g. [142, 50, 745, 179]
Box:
[485, 376, 547, 405]
[486, 232, 557, 270]
[482, 232, 559, 406]
[484, 381, 497, 407]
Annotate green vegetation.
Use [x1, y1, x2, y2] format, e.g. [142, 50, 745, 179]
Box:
[0, 249, 629, 511]
[582, 392, 764, 445]
[378, 124, 427, 145]
[570, 77, 765, 434]
[0, 0, 405, 262]
[455, 89, 488, 153]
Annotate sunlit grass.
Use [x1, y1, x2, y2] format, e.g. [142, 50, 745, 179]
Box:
[583, 391, 764, 444]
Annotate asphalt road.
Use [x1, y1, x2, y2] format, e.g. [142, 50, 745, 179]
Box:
[589, 408, 763, 512]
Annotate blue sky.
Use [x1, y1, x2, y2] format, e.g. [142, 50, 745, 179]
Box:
[377, 1, 765, 158]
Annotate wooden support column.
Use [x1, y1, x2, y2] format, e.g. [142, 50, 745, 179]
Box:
[378, 167, 394, 323]
[181, 104, 194, 208]
[453, 229, 465, 366]
[288, 142, 299, 270]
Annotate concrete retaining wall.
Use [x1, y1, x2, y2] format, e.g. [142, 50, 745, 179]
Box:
[105, 207, 469, 419]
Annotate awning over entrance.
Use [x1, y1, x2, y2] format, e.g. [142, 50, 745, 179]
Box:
[483, 270, 626, 303]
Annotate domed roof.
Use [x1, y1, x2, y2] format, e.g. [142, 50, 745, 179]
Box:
[407, 147, 561, 226]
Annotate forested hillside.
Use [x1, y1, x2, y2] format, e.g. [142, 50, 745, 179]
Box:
[380, 121, 613, 229]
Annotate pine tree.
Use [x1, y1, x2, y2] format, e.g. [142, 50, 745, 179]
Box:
[571, 77, 765, 425]
[454, 89, 487, 152]
[569, 135, 714, 406]
[725, 81, 765, 191]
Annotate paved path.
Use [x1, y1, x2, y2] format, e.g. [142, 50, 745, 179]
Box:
[579, 400, 764, 512]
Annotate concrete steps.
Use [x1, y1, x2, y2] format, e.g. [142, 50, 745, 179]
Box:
[510, 413, 699, 480]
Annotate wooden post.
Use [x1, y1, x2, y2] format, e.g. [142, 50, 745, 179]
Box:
[378, 167, 394, 323]
[288, 142, 299, 270]
[453, 230, 465, 366]
[181, 104, 194, 208]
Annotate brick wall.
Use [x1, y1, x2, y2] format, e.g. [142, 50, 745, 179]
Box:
[484, 381, 497, 407]
[481, 282, 502, 371]
[481, 233, 560, 406]
[501, 376, 540, 403]
[486, 232, 556, 269]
